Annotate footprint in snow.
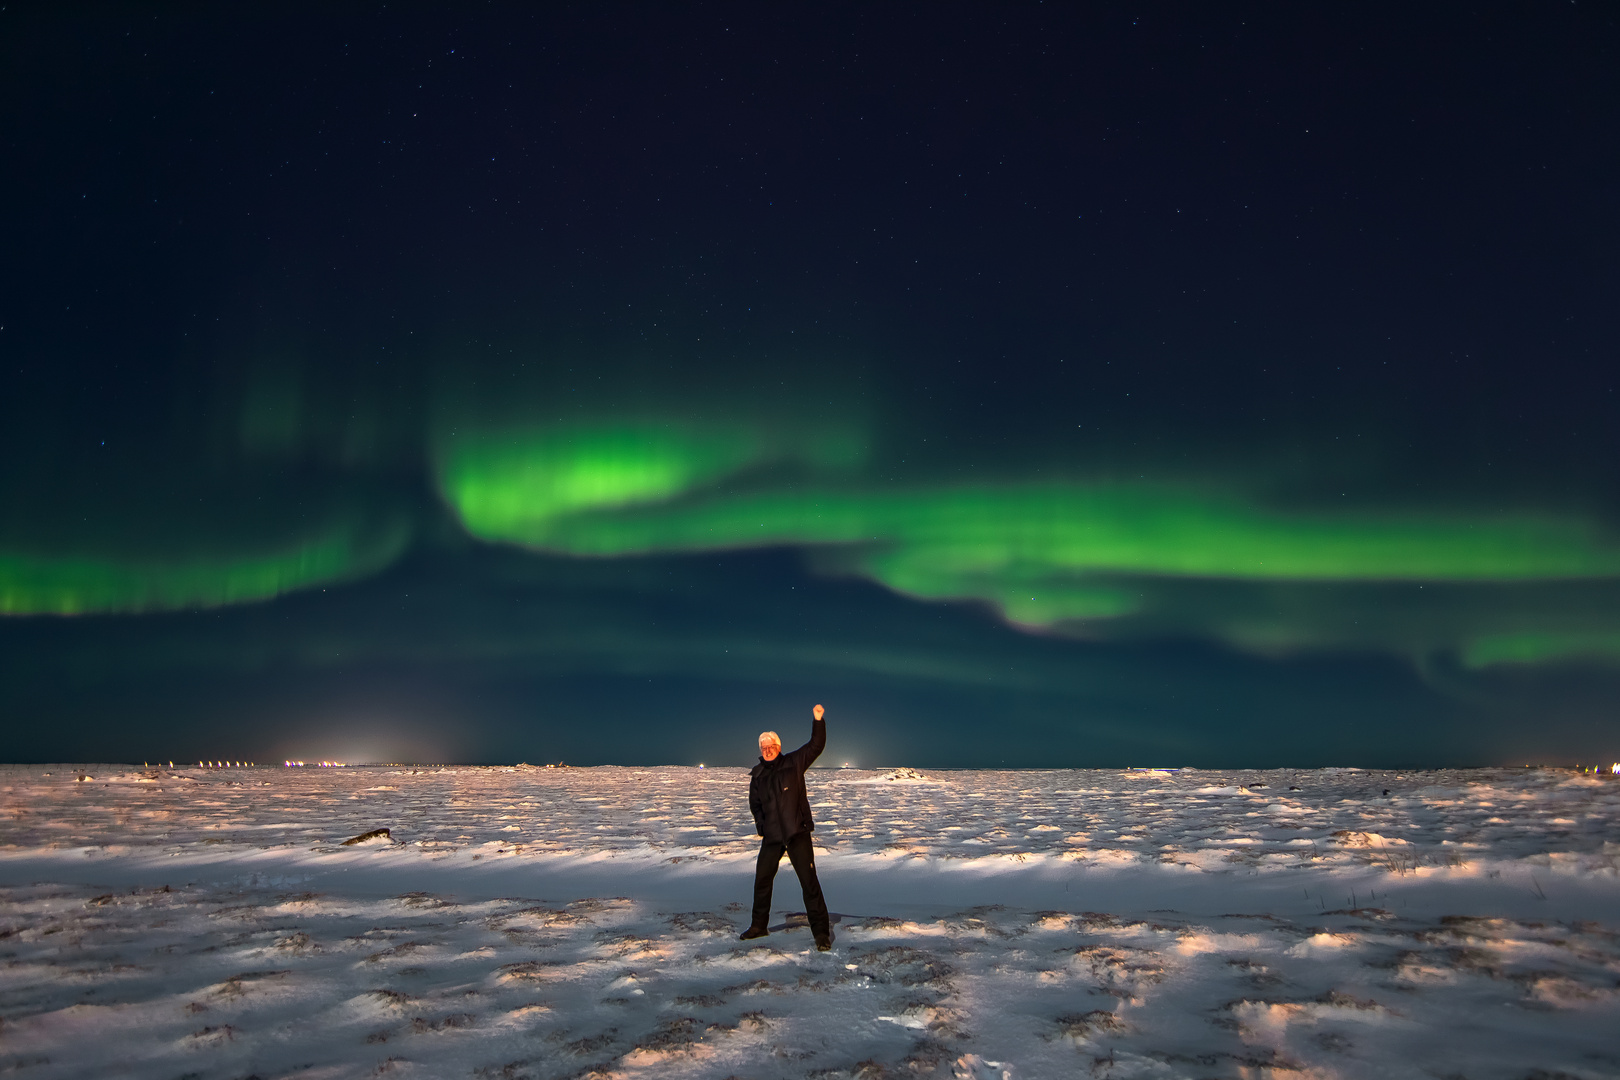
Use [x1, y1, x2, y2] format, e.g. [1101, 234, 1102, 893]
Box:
[953, 1053, 1012, 1079]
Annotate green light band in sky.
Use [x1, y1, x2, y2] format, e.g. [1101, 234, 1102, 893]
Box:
[0, 519, 411, 616]
[1461, 631, 1620, 669]
[446, 474, 1620, 578]
[438, 424, 764, 540]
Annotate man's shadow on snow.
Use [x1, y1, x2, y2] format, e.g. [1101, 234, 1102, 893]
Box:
[764, 911, 856, 934]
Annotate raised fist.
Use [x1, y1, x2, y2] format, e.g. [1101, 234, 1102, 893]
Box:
[812, 704, 825, 721]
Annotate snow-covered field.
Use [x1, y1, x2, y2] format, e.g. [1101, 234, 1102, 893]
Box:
[1, 765, 1617, 1079]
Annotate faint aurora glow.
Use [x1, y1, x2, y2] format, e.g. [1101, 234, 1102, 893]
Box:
[1460, 631, 1620, 669]
[0, 517, 412, 616]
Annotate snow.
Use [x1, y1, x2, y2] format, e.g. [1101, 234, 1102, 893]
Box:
[1, 764, 1617, 1078]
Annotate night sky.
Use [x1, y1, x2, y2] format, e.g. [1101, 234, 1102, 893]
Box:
[4, 6, 1618, 767]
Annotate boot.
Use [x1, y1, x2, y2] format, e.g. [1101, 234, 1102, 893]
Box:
[739, 925, 769, 941]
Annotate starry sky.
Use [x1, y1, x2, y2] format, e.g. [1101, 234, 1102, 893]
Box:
[3, 5, 1619, 767]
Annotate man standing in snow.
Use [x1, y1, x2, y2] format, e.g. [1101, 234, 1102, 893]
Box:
[740, 703, 833, 950]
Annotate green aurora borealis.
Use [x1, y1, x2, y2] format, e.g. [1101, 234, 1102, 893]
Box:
[7, 352, 1620, 765]
[0, 519, 411, 617]
[9, 400, 1620, 674]
[3, 6, 1618, 765]
[431, 416, 1620, 668]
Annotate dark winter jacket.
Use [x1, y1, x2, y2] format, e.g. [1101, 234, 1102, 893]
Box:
[748, 717, 826, 843]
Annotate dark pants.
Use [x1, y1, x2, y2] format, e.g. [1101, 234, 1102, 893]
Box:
[752, 831, 830, 938]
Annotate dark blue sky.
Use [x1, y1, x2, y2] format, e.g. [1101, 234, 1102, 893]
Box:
[2, 5, 1618, 766]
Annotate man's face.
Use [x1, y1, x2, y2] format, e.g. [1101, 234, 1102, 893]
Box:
[760, 741, 781, 761]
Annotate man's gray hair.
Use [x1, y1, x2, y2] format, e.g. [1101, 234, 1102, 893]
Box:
[758, 730, 782, 749]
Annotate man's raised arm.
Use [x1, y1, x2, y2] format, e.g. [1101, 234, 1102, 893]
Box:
[794, 703, 826, 767]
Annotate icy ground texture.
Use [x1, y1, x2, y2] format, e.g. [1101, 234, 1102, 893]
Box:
[1, 766, 1618, 1078]
[2, 765, 1618, 875]
[1, 883, 1618, 1080]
